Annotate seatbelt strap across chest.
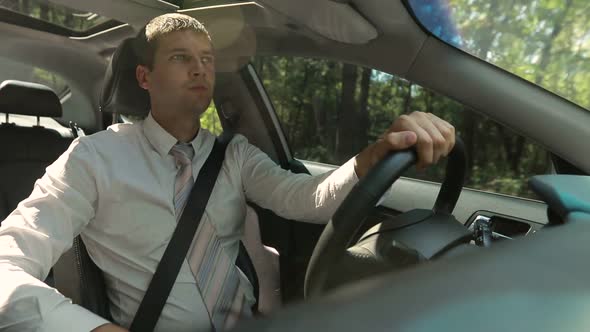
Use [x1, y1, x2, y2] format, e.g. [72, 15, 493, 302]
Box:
[130, 133, 258, 332]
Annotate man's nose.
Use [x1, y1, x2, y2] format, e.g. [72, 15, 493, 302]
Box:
[190, 57, 204, 76]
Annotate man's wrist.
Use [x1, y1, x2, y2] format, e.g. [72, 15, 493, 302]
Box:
[353, 156, 361, 178]
[354, 146, 372, 179]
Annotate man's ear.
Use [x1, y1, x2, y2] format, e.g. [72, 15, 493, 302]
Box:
[136, 65, 150, 90]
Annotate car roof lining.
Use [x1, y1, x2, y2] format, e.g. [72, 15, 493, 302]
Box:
[256, 0, 377, 44]
[249, 0, 426, 77]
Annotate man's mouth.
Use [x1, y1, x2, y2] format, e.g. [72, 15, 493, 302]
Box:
[188, 85, 208, 92]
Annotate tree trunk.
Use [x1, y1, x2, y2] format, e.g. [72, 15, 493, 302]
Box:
[40, 3, 50, 21]
[313, 63, 336, 148]
[403, 82, 413, 114]
[357, 68, 371, 150]
[311, 94, 325, 145]
[462, 108, 476, 181]
[425, 89, 433, 114]
[290, 63, 310, 146]
[254, 57, 265, 77]
[336, 64, 358, 163]
[496, 124, 512, 160]
[511, 136, 525, 173]
[20, 0, 31, 14]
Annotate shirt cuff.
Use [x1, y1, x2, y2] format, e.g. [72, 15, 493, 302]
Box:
[335, 156, 360, 183]
[43, 301, 110, 332]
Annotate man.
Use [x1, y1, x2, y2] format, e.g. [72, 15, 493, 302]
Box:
[0, 14, 454, 332]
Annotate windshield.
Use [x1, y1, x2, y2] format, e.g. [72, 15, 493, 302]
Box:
[407, 0, 590, 110]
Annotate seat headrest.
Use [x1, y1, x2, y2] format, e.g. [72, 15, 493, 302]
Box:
[99, 38, 150, 117]
[0, 80, 62, 117]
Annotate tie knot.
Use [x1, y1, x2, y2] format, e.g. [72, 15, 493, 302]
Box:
[170, 143, 194, 168]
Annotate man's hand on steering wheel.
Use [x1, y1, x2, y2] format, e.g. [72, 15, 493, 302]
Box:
[354, 111, 455, 178]
[306, 112, 464, 298]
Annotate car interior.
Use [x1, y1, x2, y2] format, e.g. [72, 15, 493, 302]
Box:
[2, 0, 590, 331]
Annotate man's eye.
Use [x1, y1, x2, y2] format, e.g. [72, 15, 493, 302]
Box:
[171, 54, 188, 61]
[201, 56, 214, 64]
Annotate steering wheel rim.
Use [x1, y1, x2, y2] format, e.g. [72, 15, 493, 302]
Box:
[304, 137, 466, 298]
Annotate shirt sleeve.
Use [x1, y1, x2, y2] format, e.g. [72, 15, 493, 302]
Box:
[0, 138, 110, 331]
[234, 135, 360, 223]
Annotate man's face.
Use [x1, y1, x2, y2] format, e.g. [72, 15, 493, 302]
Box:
[139, 30, 215, 115]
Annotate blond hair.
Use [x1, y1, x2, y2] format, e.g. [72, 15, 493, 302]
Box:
[134, 13, 211, 69]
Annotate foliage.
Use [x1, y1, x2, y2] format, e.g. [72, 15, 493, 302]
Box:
[254, 57, 549, 199]
[31, 67, 67, 94]
[409, 0, 590, 110]
[200, 103, 222, 135]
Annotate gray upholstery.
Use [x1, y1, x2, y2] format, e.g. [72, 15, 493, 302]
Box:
[53, 236, 112, 320]
[99, 37, 150, 117]
[0, 124, 71, 220]
[243, 205, 282, 314]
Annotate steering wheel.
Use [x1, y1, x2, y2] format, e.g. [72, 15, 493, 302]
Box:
[304, 137, 467, 298]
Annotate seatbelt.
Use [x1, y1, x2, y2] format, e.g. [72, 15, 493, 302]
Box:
[130, 133, 259, 332]
[68, 121, 85, 138]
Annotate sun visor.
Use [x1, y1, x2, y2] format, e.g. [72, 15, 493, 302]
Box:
[257, 0, 377, 44]
[182, 4, 258, 71]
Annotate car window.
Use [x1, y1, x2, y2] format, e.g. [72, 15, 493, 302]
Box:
[253, 56, 551, 199]
[406, 0, 590, 111]
[1, 57, 69, 96]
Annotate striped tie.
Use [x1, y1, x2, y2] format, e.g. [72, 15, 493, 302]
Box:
[170, 143, 194, 215]
[170, 143, 251, 331]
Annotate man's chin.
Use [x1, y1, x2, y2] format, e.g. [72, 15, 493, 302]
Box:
[178, 94, 211, 112]
[193, 98, 213, 116]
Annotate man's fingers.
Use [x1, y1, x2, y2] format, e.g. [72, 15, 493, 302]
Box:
[370, 131, 417, 167]
[383, 131, 417, 150]
[413, 112, 446, 165]
[427, 113, 455, 155]
[389, 113, 433, 169]
[382, 111, 455, 170]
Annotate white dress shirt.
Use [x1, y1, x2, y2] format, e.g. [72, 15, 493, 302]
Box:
[0, 113, 359, 332]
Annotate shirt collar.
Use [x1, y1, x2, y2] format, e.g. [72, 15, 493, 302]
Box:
[142, 112, 208, 158]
